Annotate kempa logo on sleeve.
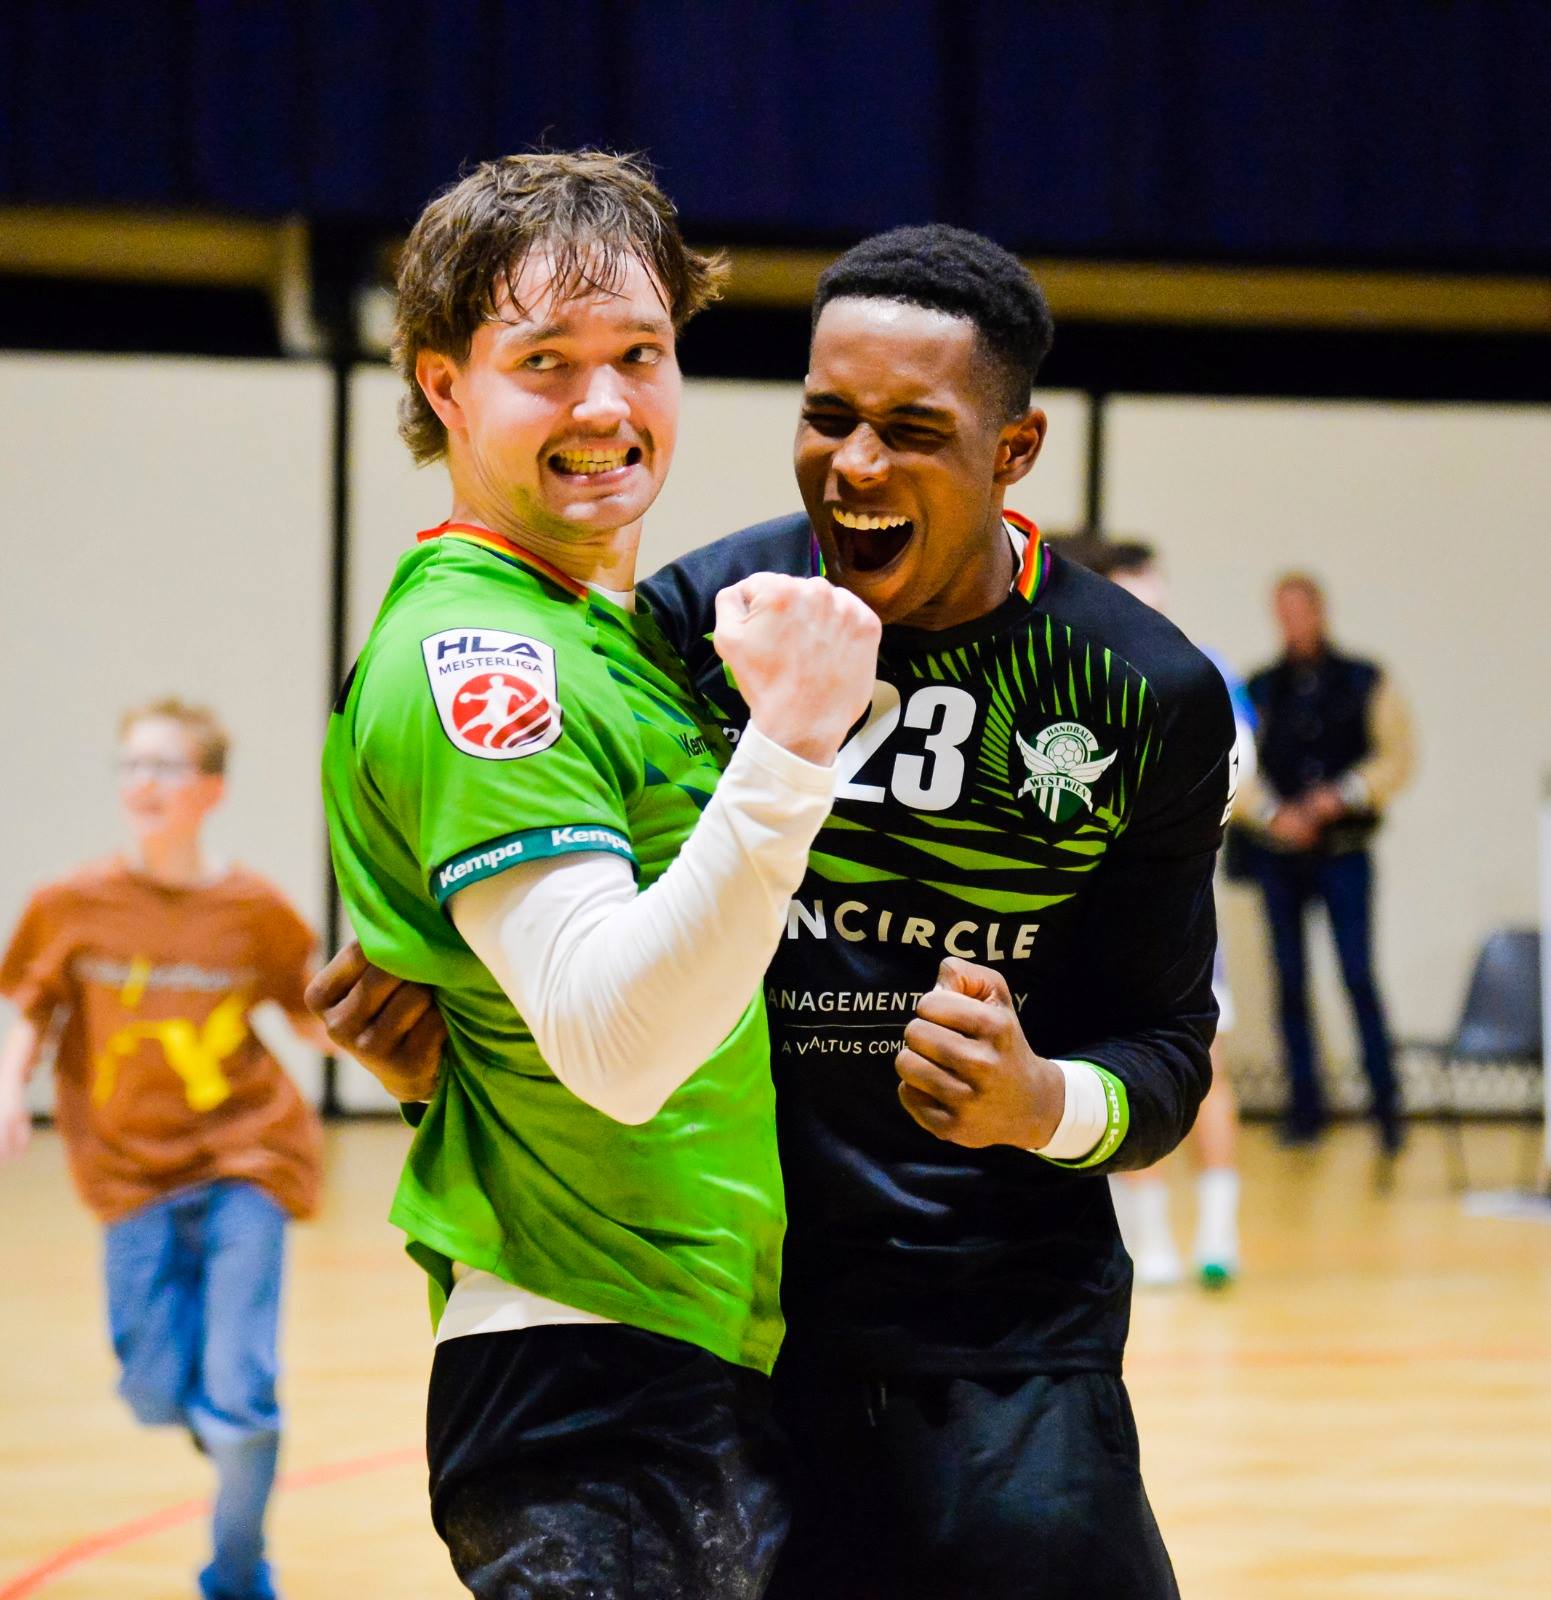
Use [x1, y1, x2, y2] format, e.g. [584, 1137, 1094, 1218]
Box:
[433, 826, 634, 901]
[548, 826, 632, 851]
[422, 628, 562, 759]
[435, 837, 530, 895]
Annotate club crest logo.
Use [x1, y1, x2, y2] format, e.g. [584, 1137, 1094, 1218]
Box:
[1014, 720, 1117, 823]
[422, 628, 562, 760]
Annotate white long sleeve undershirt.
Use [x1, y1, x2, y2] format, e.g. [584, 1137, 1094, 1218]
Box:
[449, 721, 838, 1126]
[438, 721, 836, 1344]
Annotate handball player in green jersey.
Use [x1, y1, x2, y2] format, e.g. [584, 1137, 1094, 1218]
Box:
[319, 221, 1234, 1598]
[320, 152, 877, 1599]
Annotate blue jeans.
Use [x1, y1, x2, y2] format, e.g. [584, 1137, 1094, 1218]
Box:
[1255, 849, 1398, 1136]
[104, 1180, 287, 1600]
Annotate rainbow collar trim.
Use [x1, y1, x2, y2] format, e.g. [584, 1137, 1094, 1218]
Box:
[1005, 510, 1049, 602]
[809, 528, 827, 577]
[417, 522, 590, 600]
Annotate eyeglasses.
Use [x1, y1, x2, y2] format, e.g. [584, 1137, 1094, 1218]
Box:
[116, 758, 199, 783]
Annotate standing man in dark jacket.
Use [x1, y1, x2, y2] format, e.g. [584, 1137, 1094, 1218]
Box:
[1243, 574, 1415, 1151]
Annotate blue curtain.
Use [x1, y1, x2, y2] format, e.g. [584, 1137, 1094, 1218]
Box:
[2, 0, 1546, 266]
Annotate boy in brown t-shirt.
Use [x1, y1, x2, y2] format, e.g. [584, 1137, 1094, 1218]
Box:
[0, 700, 325, 1600]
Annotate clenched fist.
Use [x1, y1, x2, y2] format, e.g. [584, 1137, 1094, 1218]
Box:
[713, 573, 880, 765]
[305, 940, 445, 1102]
[896, 957, 1065, 1150]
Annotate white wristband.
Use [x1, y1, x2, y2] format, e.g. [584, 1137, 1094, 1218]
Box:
[1033, 1060, 1110, 1161]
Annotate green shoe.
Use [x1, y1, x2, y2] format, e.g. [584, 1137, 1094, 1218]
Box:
[1198, 1262, 1234, 1291]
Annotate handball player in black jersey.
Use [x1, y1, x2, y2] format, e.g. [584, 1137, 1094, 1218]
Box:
[315, 225, 1234, 1599]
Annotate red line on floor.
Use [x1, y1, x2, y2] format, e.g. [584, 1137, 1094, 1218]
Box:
[0, 1445, 423, 1599]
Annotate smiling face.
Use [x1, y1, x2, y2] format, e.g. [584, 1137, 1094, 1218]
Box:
[795, 297, 1046, 630]
[117, 717, 224, 851]
[417, 249, 681, 559]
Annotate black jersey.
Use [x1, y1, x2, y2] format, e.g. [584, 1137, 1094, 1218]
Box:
[642, 513, 1235, 1375]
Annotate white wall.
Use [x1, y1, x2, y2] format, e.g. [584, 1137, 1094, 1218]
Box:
[345, 366, 451, 659]
[0, 355, 333, 1108]
[1105, 399, 1551, 1095]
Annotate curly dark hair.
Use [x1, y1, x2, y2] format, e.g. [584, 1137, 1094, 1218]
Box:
[812, 224, 1054, 418]
[394, 150, 727, 464]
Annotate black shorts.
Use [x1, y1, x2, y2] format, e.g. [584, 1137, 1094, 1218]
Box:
[764, 1362, 1179, 1600]
[427, 1324, 788, 1599]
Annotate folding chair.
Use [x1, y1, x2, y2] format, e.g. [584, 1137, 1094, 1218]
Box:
[1413, 929, 1543, 1191]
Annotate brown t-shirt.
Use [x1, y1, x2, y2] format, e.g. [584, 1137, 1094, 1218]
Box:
[0, 857, 323, 1224]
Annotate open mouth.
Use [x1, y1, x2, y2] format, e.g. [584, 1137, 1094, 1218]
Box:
[548, 444, 643, 481]
[831, 506, 914, 573]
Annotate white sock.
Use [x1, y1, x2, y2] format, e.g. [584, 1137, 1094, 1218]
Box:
[1132, 1178, 1171, 1249]
[1116, 1178, 1182, 1285]
[1194, 1168, 1240, 1270]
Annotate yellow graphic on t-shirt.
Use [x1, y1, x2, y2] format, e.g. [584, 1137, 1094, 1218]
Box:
[92, 994, 249, 1111]
[119, 956, 151, 1009]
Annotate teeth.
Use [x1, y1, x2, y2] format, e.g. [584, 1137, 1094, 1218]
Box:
[554, 448, 630, 474]
[833, 508, 910, 531]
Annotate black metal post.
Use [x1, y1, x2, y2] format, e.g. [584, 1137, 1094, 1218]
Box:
[1085, 390, 1108, 538]
[320, 352, 351, 1116]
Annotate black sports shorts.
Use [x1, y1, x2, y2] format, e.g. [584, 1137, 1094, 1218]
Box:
[427, 1324, 788, 1599]
[764, 1362, 1179, 1600]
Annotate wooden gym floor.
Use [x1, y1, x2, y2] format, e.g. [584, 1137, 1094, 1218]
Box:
[2, 1120, 1547, 1599]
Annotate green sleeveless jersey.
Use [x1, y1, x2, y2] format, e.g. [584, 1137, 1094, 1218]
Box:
[322, 525, 785, 1373]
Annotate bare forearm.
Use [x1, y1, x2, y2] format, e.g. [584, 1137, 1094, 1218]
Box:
[0, 1016, 42, 1157]
[0, 1016, 42, 1094]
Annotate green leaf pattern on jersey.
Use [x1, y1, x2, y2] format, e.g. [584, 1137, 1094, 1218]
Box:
[808, 615, 1160, 916]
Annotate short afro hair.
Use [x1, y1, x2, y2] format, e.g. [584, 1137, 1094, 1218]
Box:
[812, 224, 1054, 418]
